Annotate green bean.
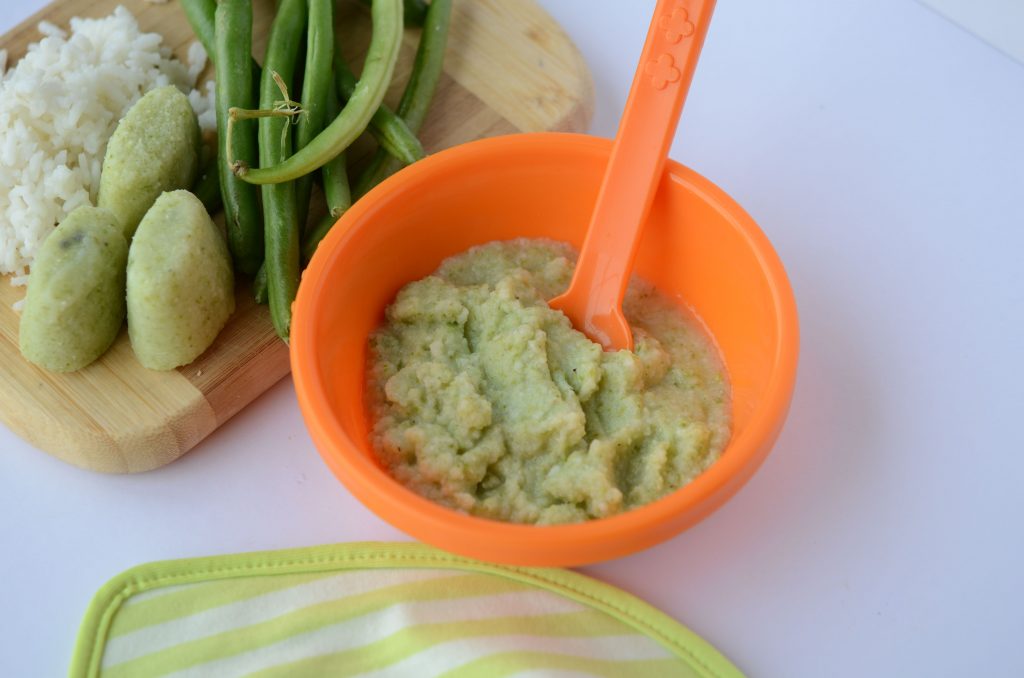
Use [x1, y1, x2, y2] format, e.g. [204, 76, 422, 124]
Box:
[295, 0, 334, 234]
[260, 0, 306, 340]
[182, 0, 415, 167]
[361, 0, 427, 27]
[182, 0, 263, 96]
[354, 0, 451, 198]
[216, 0, 263, 276]
[302, 78, 351, 264]
[253, 263, 268, 305]
[321, 77, 352, 221]
[180, 0, 216, 57]
[192, 161, 222, 215]
[237, 0, 403, 185]
[301, 213, 337, 265]
[389, 0, 452, 142]
[320, 152, 350, 217]
[335, 56, 424, 166]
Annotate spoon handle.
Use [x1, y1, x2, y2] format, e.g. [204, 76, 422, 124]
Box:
[558, 0, 714, 349]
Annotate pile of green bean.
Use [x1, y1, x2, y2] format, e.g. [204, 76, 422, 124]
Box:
[182, 0, 452, 341]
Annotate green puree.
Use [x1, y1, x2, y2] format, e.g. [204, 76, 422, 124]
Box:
[368, 239, 731, 524]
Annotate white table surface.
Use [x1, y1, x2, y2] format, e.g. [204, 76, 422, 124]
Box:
[3, 1, 1023, 676]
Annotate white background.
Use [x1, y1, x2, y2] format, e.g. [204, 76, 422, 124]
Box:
[3, 1, 1023, 676]
[918, 0, 1024, 64]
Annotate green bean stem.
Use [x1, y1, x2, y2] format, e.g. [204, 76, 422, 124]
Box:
[215, 0, 263, 276]
[237, 0, 403, 185]
[354, 0, 451, 198]
[260, 0, 307, 340]
[295, 0, 335, 233]
[335, 56, 424, 166]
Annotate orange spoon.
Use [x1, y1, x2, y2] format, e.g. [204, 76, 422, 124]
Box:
[549, 0, 715, 351]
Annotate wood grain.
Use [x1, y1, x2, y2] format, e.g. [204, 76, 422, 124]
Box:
[0, 0, 593, 473]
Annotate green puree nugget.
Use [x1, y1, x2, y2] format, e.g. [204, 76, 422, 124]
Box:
[98, 86, 200, 240]
[127, 191, 234, 370]
[19, 206, 128, 372]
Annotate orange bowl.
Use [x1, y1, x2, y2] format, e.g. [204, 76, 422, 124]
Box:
[291, 133, 799, 567]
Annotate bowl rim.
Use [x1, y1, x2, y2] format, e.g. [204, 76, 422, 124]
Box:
[292, 132, 799, 563]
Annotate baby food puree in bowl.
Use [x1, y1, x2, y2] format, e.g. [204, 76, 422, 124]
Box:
[292, 0, 798, 567]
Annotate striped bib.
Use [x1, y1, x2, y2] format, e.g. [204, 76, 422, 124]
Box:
[71, 542, 741, 677]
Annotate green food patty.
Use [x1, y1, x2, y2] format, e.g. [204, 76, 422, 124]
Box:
[127, 190, 234, 371]
[18, 206, 128, 372]
[98, 85, 200, 240]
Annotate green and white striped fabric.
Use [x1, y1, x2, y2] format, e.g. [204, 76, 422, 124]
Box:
[71, 543, 742, 678]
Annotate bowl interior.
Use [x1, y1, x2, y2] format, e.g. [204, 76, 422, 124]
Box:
[293, 133, 797, 565]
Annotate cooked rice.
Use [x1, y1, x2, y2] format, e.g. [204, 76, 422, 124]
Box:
[0, 6, 216, 301]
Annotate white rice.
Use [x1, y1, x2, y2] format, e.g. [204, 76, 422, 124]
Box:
[186, 40, 207, 82]
[0, 6, 217, 302]
[36, 21, 66, 39]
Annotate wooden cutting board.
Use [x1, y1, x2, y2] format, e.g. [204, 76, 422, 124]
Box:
[0, 0, 593, 473]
